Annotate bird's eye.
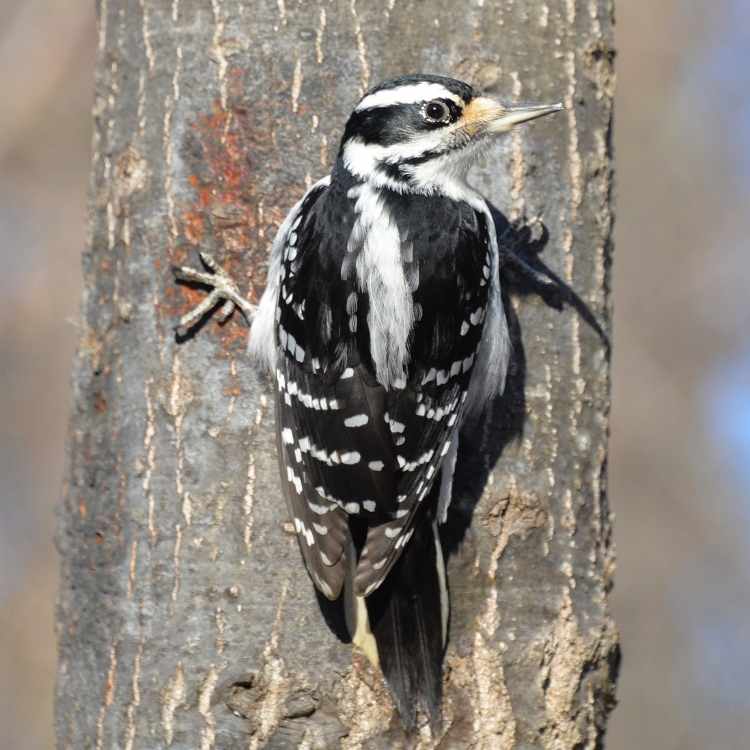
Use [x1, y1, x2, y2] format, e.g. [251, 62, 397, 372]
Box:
[424, 100, 450, 123]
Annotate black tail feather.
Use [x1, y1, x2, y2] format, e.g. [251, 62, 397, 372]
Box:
[365, 517, 446, 729]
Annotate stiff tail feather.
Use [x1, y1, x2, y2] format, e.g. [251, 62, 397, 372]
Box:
[350, 517, 448, 729]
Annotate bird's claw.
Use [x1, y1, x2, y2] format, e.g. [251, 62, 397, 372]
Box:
[172, 251, 257, 335]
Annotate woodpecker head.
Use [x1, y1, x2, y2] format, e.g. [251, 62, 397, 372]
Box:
[339, 74, 562, 195]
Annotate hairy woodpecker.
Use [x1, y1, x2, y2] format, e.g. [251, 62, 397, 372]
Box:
[175, 74, 562, 728]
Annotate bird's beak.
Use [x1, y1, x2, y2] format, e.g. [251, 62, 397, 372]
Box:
[461, 97, 564, 136]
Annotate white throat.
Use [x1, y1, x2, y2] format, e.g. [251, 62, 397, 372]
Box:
[342, 136, 491, 206]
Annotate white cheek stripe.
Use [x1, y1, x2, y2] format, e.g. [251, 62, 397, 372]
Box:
[356, 82, 462, 111]
[344, 132, 446, 178]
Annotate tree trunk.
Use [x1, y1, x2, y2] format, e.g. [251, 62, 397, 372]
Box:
[57, 1, 617, 748]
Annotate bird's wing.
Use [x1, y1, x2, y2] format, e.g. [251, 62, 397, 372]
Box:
[353, 203, 494, 595]
[273, 185, 493, 600]
[275, 358, 399, 599]
[273, 177, 402, 599]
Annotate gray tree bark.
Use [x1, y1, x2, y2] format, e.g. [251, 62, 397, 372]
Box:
[57, 1, 617, 748]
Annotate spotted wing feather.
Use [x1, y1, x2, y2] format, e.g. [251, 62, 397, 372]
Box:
[273, 175, 401, 598]
[353, 204, 493, 594]
[270, 177, 494, 601]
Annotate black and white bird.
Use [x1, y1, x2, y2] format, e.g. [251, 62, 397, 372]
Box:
[176, 74, 562, 728]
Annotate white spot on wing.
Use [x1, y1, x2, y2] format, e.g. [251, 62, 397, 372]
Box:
[388, 418, 405, 433]
[292, 472, 303, 494]
[395, 528, 414, 549]
[346, 292, 358, 314]
[422, 368, 436, 384]
[314, 573, 333, 597]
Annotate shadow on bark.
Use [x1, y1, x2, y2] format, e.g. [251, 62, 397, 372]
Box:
[442, 205, 609, 558]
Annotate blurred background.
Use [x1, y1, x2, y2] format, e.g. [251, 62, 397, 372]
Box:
[1, 1, 748, 748]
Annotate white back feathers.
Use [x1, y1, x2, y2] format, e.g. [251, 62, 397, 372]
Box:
[348, 183, 414, 389]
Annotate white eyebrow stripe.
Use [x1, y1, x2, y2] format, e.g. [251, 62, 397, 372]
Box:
[356, 82, 462, 111]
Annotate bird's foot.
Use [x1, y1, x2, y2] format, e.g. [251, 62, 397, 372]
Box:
[172, 252, 257, 335]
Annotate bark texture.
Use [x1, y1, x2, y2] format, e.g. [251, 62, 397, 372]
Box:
[57, 1, 617, 748]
